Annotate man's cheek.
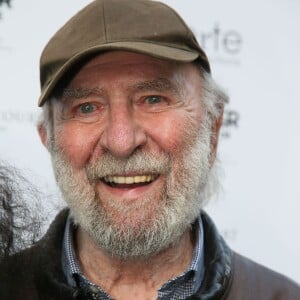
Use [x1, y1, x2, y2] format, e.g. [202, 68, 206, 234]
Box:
[54, 133, 93, 169]
[148, 118, 193, 152]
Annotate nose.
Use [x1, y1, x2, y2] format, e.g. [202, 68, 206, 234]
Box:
[99, 103, 147, 157]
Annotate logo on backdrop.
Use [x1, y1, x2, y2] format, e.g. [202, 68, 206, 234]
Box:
[0, 110, 38, 131]
[194, 23, 243, 66]
[221, 109, 240, 139]
[193, 24, 243, 138]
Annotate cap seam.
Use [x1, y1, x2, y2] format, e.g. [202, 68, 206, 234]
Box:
[102, 0, 108, 42]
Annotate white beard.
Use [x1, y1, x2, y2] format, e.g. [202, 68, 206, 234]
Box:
[50, 122, 218, 259]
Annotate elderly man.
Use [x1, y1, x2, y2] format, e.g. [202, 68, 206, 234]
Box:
[0, 0, 299, 299]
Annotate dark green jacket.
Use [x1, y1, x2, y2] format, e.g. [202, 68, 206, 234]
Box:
[0, 209, 299, 299]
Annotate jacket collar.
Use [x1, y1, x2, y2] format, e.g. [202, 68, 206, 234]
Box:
[190, 211, 232, 299]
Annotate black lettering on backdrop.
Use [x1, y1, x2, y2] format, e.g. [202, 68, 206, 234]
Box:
[223, 110, 239, 127]
[195, 24, 243, 65]
[221, 109, 240, 139]
[0, 110, 38, 124]
[198, 24, 242, 54]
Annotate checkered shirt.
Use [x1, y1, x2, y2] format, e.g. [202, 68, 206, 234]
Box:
[61, 214, 205, 300]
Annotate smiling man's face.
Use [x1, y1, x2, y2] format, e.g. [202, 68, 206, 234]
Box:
[42, 51, 218, 258]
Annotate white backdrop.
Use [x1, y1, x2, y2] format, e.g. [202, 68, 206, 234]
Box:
[0, 0, 299, 282]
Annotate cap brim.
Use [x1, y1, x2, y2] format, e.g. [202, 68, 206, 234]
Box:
[38, 41, 200, 106]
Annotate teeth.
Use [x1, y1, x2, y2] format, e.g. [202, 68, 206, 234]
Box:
[103, 175, 156, 184]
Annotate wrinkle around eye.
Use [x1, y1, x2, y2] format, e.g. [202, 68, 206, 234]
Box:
[60, 100, 106, 123]
[135, 95, 185, 113]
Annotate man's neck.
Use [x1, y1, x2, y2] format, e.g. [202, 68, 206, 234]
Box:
[75, 228, 195, 300]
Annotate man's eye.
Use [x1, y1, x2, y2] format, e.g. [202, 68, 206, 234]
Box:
[145, 96, 163, 105]
[61, 101, 104, 123]
[78, 103, 95, 114]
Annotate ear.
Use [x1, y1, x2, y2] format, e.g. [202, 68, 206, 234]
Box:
[37, 122, 48, 149]
[209, 108, 224, 164]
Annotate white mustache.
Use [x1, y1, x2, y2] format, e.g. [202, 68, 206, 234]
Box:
[86, 150, 172, 181]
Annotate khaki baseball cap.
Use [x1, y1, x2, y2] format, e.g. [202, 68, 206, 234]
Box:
[38, 0, 211, 106]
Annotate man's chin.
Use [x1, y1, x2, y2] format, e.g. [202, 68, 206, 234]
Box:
[86, 225, 186, 260]
[73, 198, 189, 259]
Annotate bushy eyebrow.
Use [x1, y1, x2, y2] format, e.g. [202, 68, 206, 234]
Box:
[129, 78, 182, 96]
[61, 87, 104, 101]
[60, 78, 183, 101]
